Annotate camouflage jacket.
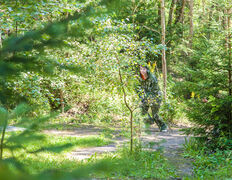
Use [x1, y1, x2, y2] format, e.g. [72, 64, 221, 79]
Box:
[137, 71, 162, 105]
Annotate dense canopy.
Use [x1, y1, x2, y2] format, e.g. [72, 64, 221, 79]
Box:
[0, 0, 231, 179]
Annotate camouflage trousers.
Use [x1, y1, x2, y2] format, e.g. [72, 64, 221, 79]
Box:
[141, 98, 166, 130]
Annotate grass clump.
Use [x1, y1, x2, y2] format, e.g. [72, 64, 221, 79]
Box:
[88, 143, 177, 179]
[183, 138, 232, 179]
[3, 133, 111, 174]
[3, 132, 177, 179]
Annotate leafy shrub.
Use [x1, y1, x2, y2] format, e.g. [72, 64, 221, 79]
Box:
[160, 100, 177, 124]
[183, 95, 232, 150]
[184, 137, 232, 179]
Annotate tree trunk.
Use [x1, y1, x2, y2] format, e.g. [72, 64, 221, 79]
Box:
[202, 0, 205, 16]
[224, 7, 232, 128]
[0, 116, 8, 160]
[168, 0, 176, 26]
[207, 5, 214, 39]
[158, 1, 161, 26]
[175, 0, 186, 24]
[227, 8, 232, 136]
[0, 31, 2, 48]
[189, 0, 194, 48]
[174, 0, 186, 37]
[224, 8, 228, 48]
[16, 21, 18, 36]
[115, 54, 134, 153]
[224, 8, 231, 96]
[227, 8, 231, 96]
[160, 0, 167, 100]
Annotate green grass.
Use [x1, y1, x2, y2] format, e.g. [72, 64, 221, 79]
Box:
[183, 138, 232, 179]
[3, 133, 112, 174]
[2, 131, 177, 179]
[38, 119, 132, 139]
[25, 134, 111, 151]
[87, 142, 177, 179]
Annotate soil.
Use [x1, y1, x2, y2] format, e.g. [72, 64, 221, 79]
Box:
[5, 126, 26, 132]
[44, 125, 193, 178]
[7, 125, 193, 178]
[140, 127, 193, 178]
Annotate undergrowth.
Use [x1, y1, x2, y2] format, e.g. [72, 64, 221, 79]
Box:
[88, 141, 177, 179]
[3, 133, 177, 179]
[183, 137, 232, 179]
[3, 133, 111, 174]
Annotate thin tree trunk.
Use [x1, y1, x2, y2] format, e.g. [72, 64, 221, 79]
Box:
[224, 8, 232, 130]
[224, 8, 231, 96]
[16, 21, 18, 36]
[168, 0, 176, 26]
[15, 0, 18, 36]
[207, 5, 214, 39]
[0, 31, 2, 48]
[115, 54, 134, 153]
[175, 0, 186, 24]
[179, 0, 186, 24]
[227, 8, 232, 137]
[0, 118, 8, 160]
[202, 0, 205, 16]
[174, 0, 186, 38]
[227, 9, 231, 96]
[158, 1, 161, 26]
[189, 0, 194, 49]
[223, 9, 228, 47]
[160, 0, 167, 100]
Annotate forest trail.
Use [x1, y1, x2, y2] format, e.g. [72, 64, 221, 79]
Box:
[44, 126, 193, 178]
[141, 128, 193, 178]
[43, 126, 128, 160]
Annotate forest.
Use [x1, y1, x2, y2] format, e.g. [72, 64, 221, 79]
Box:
[0, 0, 231, 179]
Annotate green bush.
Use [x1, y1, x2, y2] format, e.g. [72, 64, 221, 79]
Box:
[160, 100, 177, 124]
[184, 138, 232, 179]
[183, 95, 232, 150]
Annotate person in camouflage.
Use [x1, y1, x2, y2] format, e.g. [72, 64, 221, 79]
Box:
[138, 65, 167, 132]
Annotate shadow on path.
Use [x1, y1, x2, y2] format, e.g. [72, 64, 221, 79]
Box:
[43, 126, 193, 178]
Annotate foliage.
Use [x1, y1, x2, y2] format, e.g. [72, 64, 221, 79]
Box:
[87, 142, 177, 179]
[168, 0, 232, 148]
[3, 132, 111, 173]
[0, 135, 176, 180]
[184, 138, 232, 179]
[1, 0, 232, 179]
[183, 96, 232, 149]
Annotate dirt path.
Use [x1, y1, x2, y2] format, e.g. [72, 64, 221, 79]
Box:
[7, 125, 193, 178]
[5, 126, 26, 132]
[7, 125, 193, 177]
[44, 127, 128, 160]
[44, 126, 193, 178]
[141, 128, 193, 178]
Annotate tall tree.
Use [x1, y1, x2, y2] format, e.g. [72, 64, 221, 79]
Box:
[202, 0, 205, 15]
[174, 0, 186, 37]
[160, 0, 167, 100]
[228, 8, 232, 126]
[0, 31, 2, 48]
[189, 0, 194, 49]
[227, 8, 232, 97]
[168, 0, 176, 26]
[158, 1, 161, 26]
[223, 7, 232, 96]
[207, 4, 214, 39]
[175, 0, 186, 24]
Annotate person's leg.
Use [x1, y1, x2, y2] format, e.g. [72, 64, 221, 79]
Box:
[141, 100, 153, 124]
[141, 100, 149, 115]
[151, 105, 167, 131]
